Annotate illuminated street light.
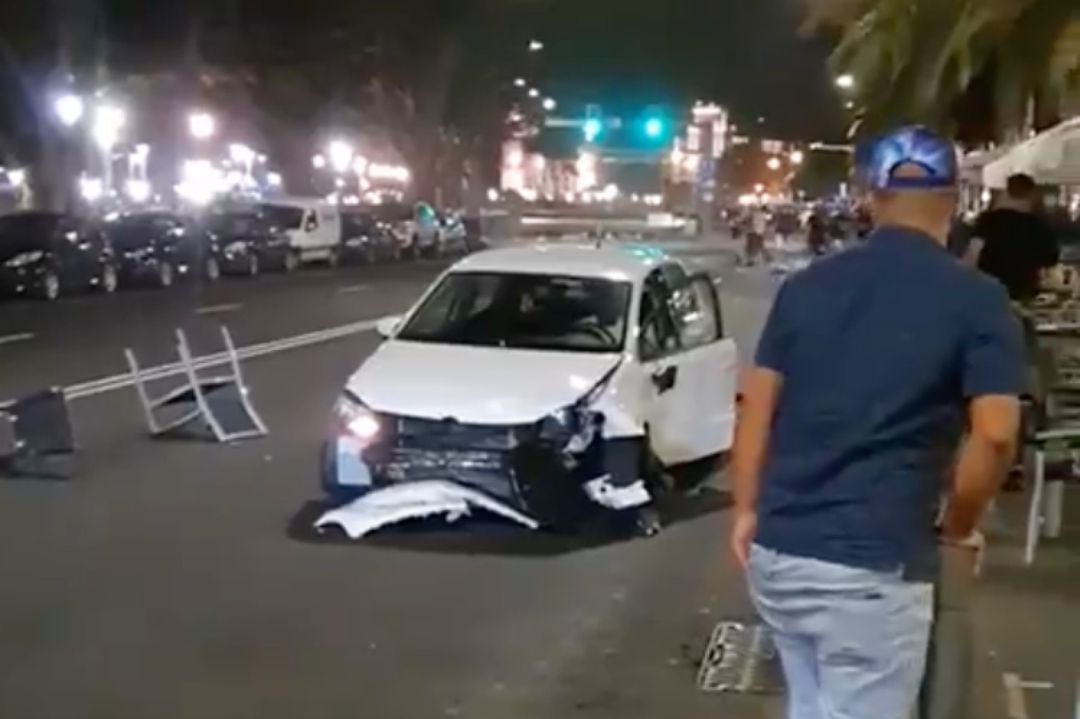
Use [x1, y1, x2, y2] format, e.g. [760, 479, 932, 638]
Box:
[583, 118, 603, 143]
[790, 150, 805, 166]
[7, 168, 26, 188]
[228, 143, 257, 168]
[835, 74, 856, 91]
[327, 140, 354, 174]
[514, 78, 527, 88]
[188, 111, 217, 141]
[845, 100, 856, 110]
[542, 97, 557, 112]
[312, 154, 327, 170]
[352, 155, 369, 177]
[528, 39, 544, 52]
[92, 105, 127, 151]
[267, 172, 283, 188]
[54, 94, 85, 127]
[766, 157, 782, 171]
[125, 179, 151, 203]
[528, 87, 540, 98]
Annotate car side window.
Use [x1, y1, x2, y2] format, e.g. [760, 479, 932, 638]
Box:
[638, 270, 681, 362]
[304, 211, 319, 233]
[672, 276, 722, 349]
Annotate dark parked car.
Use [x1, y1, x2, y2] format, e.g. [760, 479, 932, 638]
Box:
[105, 211, 221, 288]
[0, 212, 117, 301]
[340, 210, 399, 264]
[203, 210, 292, 276]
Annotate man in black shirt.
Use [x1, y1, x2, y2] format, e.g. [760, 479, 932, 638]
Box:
[967, 174, 1059, 302]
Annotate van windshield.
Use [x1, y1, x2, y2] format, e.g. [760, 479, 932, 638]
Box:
[257, 204, 304, 230]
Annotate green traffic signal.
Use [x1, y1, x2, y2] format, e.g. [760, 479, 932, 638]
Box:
[644, 117, 664, 139]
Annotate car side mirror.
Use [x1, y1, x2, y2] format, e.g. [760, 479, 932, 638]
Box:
[376, 315, 402, 339]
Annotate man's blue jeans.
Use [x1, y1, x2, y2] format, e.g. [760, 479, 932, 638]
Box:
[747, 544, 934, 719]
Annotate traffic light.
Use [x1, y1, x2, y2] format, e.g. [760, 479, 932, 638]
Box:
[644, 117, 664, 139]
[584, 104, 603, 142]
[641, 106, 667, 142]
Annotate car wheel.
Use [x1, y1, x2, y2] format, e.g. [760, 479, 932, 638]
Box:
[204, 257, 221, 282]
[247, 253, 260, 277]
[284, 251, 300, 273]
[40, 271, 61, 301]
[99, 264, 118, 294]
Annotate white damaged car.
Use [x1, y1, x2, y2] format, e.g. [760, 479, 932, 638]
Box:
[318, 243, 738, 538]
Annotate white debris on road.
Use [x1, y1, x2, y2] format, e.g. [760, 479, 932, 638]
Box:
[314, 480, 541, 539]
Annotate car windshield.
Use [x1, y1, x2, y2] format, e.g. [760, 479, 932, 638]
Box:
[0, 214, 61, 258]
[107, 217, 160, 249]
[397, 271, 631, 353]
[257, 204, 303, 230]
[206, 213, 258, 236]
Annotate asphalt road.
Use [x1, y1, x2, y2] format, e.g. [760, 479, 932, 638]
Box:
[0, 239, 782, 719]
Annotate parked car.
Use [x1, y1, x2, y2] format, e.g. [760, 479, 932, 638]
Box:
[318, 243, 738, 537]
[372, 202, 417, 259]
[203, 209, 292, 276]
[0, 212, 118, 300]
[105, 211, 220, 288]
[340, 209, 399, 264]
[258, 199, 342, 270]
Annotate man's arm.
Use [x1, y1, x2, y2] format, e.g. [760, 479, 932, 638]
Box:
[944, 285, 1026, 540]
[730, 282, 793, 568]
[941, 395, 1019, 539]
[962, 237, 984, 268]
[732, 369, 782, 514]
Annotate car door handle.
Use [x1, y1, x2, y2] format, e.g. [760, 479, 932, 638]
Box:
[652, 365, 678, 394]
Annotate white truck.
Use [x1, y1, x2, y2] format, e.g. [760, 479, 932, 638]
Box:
[258, 198, 342, 270]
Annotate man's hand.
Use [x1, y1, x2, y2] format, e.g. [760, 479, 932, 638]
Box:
[730, 511, 758, 570]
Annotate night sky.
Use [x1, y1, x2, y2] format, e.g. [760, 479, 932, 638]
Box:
[532, 0, 845, 141]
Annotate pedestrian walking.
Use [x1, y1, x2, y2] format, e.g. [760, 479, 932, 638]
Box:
[965, 173, 1059, 302]
[730, 126, 1025, 719]
[744, 206, 774, 266]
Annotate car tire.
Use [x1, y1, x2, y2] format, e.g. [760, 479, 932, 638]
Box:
[204, 257, 221, 282]
[157, 261, 175, 289]
[283, 250, 300, 273]
[247, 253, 260, 277]
[99, 264, 118, 294]
[39, 270, 61, 301]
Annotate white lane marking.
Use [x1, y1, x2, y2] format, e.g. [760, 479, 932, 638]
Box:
[196, 303, 243, 315]
[337, 284, 371, 294]
[58, 317, 386, 401]
[1003, 673, 1030, 719]
[0, 332, 34, 347]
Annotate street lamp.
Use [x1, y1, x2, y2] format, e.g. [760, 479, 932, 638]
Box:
[92, 105, 126, 151]
[835, 74, 856, 91]
[327, 140, 355, 175]
[528, 39, 544, 52]
[528, 87, 540, 98]
[54, 94, 85, 127]
[189, 111, 216, 141]
[790, 150, 805, 166]
[514, 77, 527, 88]
[542, 97, 557, 112]
[766, 157, 782, 171]
[312, 154, 327, 170]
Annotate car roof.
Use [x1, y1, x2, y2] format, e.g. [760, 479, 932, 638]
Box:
[450, 242, 674, 282]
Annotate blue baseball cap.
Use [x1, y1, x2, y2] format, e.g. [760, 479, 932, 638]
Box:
[855, 126, 958, 190]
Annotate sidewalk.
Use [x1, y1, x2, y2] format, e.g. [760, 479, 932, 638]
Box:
[976, 485, 1080, 719]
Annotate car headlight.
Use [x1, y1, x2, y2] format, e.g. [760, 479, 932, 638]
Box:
[333, 392, 381, 443]
[225, 241, 248, 254]
[4, 250, 45, 268]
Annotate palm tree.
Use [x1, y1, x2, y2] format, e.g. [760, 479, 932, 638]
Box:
[800, 0, 1080, 140]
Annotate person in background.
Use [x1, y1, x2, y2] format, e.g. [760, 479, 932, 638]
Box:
[731, 126, 1024, 719]
[965, 174, 1059, 302]
[744, 206, 773, 266]
[806, 207, 828, 256]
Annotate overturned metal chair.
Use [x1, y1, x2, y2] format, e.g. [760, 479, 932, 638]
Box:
[125, 327, 267, 443]
[0, 388, 77, 480]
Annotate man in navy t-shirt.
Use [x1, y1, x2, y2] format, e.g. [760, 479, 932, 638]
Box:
[730, 126, 1025, 719]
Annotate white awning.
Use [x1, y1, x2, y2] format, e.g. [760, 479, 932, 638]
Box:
[983, 117, 1080, 188]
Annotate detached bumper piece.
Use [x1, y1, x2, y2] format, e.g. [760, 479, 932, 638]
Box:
[0, 388, 76, 480]
[321, 409, 655, 535]
[125, 326, 268, 443]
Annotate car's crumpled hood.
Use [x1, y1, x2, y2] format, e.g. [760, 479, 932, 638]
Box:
[314, 480, 540, 539]
[347, 340, 621, 424]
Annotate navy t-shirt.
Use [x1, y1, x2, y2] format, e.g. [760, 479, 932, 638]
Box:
[754, 227, 1025, 574]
